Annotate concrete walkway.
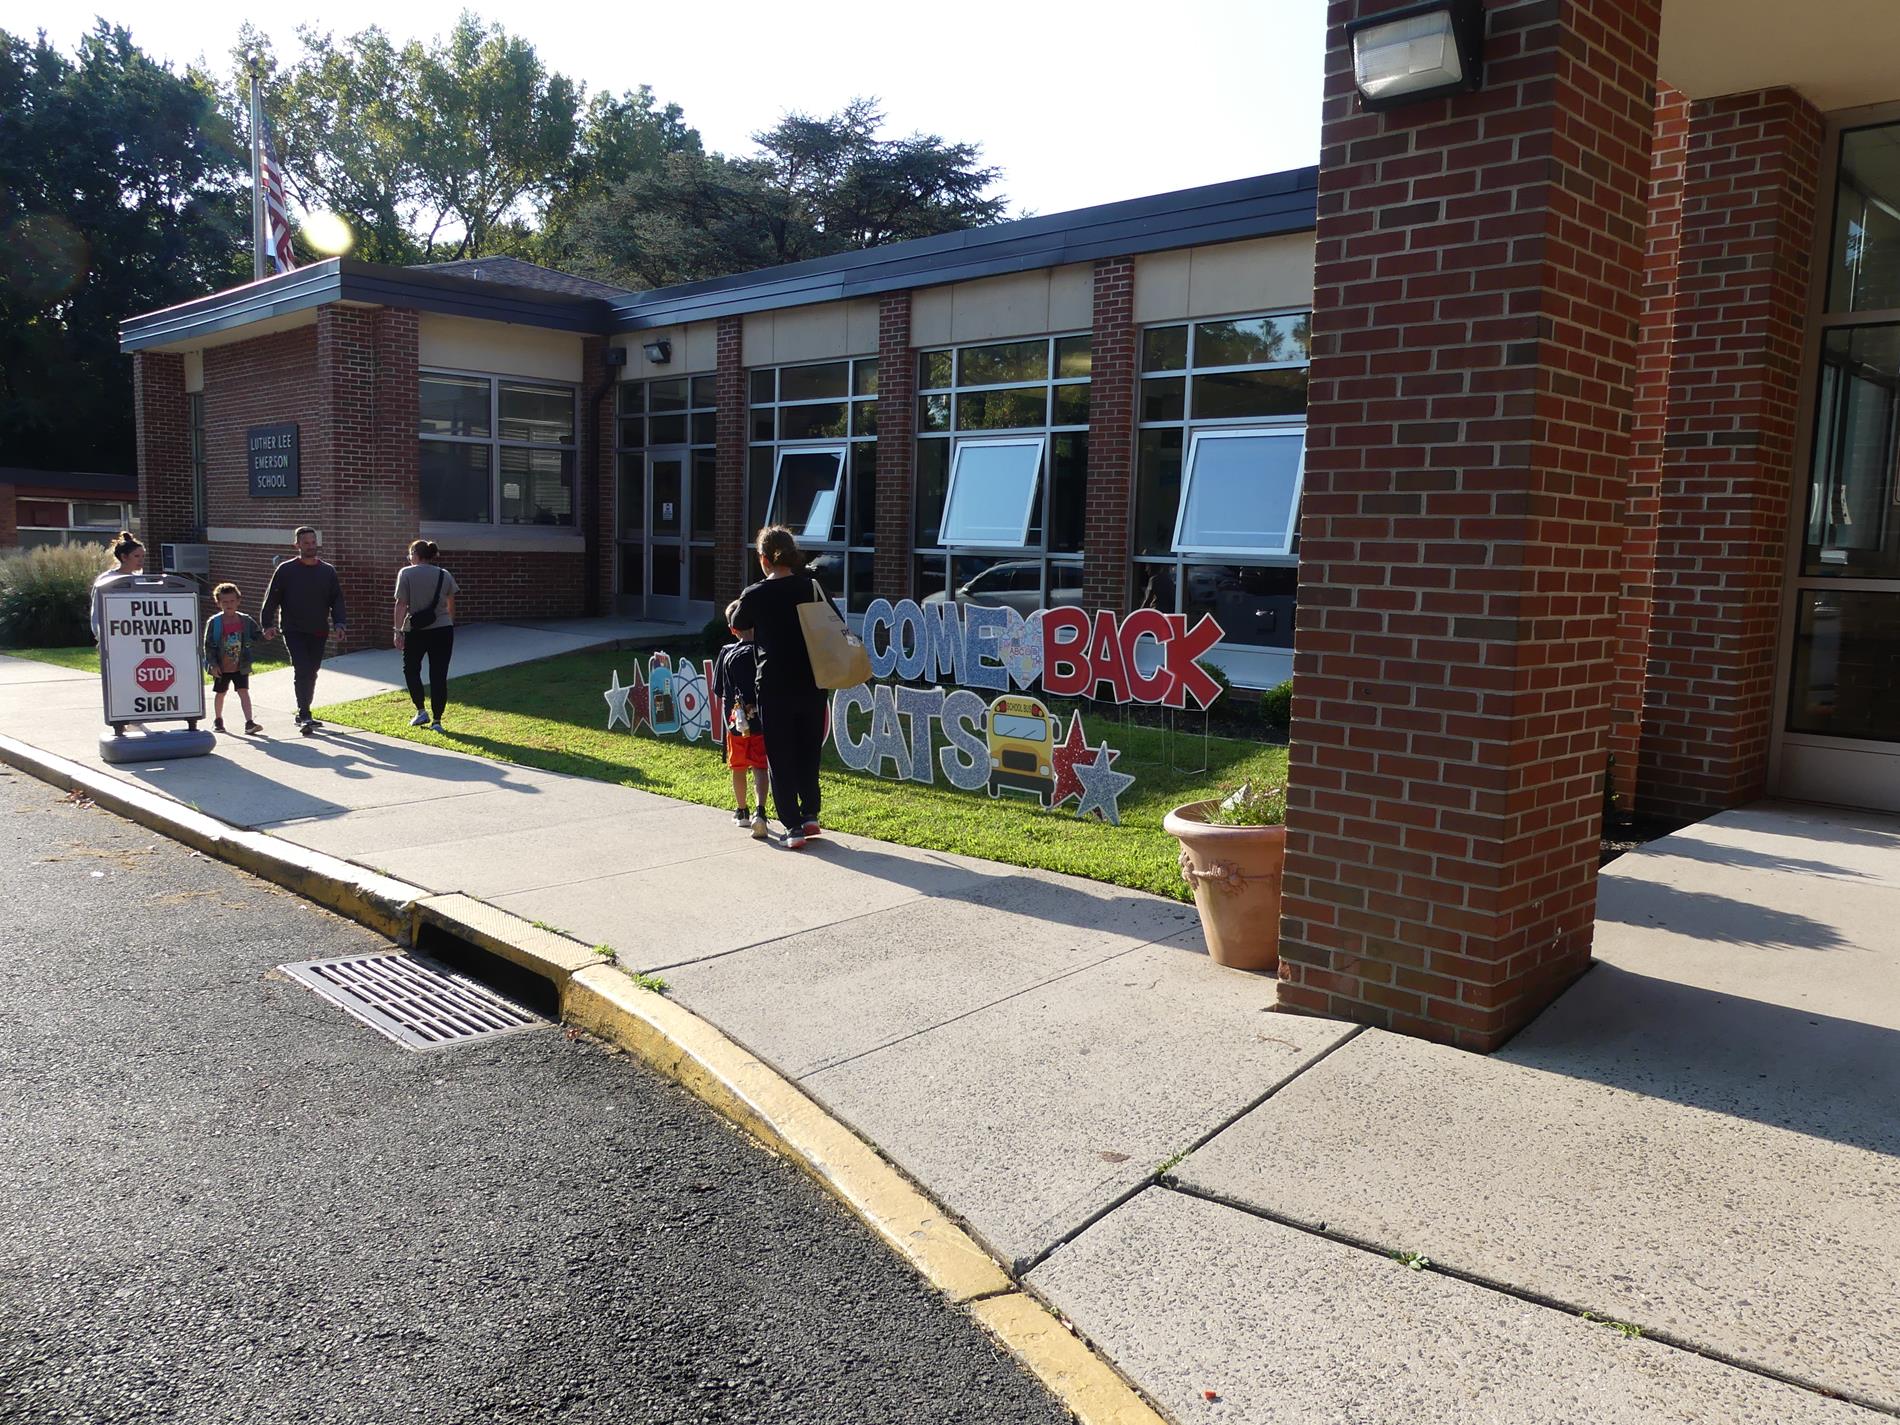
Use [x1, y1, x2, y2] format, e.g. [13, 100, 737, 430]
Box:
[2, 640, 1894, 1423]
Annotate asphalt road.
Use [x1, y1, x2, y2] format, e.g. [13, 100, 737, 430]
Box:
[0, 766, 1072, 1425]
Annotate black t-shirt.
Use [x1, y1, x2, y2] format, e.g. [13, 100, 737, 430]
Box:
[733, 571, 828, 701]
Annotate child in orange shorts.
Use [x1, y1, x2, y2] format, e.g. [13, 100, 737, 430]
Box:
[711, 599, 769, 840]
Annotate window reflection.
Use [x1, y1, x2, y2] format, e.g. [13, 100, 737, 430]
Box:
[1789, 590, 1900, 740]
[1829, 123, 1900, 314]
[1806, 324, 1900, 577]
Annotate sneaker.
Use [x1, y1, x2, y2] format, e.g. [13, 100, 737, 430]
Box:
[293, 712, 310, 727]
[213, 718, 226, 733]
[786, 831, 808, 850]
[409, 709, 430, 727]
[750, 811, 768, 841]
[428, 720, 443, 733]
[733, 807, 751, 828]
[304, 716, 325, 730]
[801, 819, 823, 838]
[244, 721, 264, 735]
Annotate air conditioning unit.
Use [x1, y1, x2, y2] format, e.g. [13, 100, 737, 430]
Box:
[160, 543, 210, 575]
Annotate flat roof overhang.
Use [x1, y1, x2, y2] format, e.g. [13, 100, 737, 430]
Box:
[1661, 0, 1900, 111]
[121, 168, 1320, 355]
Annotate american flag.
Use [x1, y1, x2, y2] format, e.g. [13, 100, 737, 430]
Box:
[260, 128, 297, 274]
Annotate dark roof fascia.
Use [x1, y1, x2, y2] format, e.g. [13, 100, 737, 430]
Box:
[606, 167, 1318, 331]
[120, 258, 615, 353]
[0, 468, 138, 495]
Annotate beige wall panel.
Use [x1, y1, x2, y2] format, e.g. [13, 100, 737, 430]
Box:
[741, 313, 774, 368]
[683, 321, 720, 372]
[1185, 234, 1316, 318]
[418, 314, 583, 382]
[949, 271, 1052, 343]
[1134, 250, 1193, 324]
[1048, 264, 1093, 332]
[613, 322, 715, 386]
[912, 287, 954, 347]
[770, 303, 852, 363]
[845, 299, 880, 355]
[182, 351, 204, 393]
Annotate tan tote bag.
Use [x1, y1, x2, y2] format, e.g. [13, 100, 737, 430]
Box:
[798, 577, 872, 689]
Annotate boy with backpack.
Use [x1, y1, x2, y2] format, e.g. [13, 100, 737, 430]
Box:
[711, 599, 769, 840]
[202, 581, 271, 735]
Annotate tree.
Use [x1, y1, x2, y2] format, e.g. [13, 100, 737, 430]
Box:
[0, 23, 245, 473]
[573, 99, 1006, 288]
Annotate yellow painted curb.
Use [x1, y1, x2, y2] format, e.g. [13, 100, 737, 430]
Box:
[972, 1293, 1171, 1425]
[563, 962, 1012, 1304]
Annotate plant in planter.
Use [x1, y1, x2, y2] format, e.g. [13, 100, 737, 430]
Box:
[1163, 781, 1287, 972]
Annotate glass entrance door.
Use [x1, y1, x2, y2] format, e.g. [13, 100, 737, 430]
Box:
[647, 447, 689, 623]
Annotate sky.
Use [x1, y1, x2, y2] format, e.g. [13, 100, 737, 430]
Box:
[3, 0, 1327, 219]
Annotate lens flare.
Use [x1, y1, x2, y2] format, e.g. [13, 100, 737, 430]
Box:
[302, 211, 355, 256]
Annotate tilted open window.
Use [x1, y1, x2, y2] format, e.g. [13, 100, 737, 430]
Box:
[767, 446, 848, 544]
[940, 436, 1045, 548]
[1172, 428, 1305, 558]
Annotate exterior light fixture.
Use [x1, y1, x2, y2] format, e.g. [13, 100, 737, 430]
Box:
[642, 339, 672, 364]
[1348, 0, 1484, 111]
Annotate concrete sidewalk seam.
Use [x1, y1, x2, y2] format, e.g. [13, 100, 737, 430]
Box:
[1160, 1181, 1899, 1421]
[643, 890, 937, 975]
[0, 734, 1172, 1425]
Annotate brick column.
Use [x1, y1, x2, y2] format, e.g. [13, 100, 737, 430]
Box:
[0, 485, 16, 549]
[714, 315, 748, 600]
[1082, 257, 1136, 613]
[132, 351, 193, 551]
[1280, 0, 1661, 1051]
[1639, 90, 1823, 820]
[874, 293, 915, 602]
[318, 304, 417, 653]
[1609, 88, 1691, 811]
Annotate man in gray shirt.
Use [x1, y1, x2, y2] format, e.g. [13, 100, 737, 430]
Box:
[260, 526, 347, 729]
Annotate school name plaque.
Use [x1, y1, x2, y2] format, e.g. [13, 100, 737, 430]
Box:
[247, 423, 300, 497]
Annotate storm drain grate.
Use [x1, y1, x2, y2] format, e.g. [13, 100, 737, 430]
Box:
[280, 952, 545, 1051]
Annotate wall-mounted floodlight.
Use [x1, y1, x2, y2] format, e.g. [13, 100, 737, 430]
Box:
[1348, 0, 1484, 111]
[642, 339, 672, 364]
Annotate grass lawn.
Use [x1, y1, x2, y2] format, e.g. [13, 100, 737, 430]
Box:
[0, 642, 293, 676]
[317, 647, 1288, 901]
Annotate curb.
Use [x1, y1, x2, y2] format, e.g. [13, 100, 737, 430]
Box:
[0, 734, 1170, 1425]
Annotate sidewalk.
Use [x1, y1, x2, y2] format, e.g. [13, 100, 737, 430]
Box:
[3, 642, 1895, 1423]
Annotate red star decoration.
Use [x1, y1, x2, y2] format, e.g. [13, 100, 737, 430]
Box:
[1048, 710, 1092, 809]
[627, 660, 650, 733]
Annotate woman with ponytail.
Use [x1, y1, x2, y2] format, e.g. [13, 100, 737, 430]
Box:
[393, 538, 458, 731]
[89, 531, 145, 642]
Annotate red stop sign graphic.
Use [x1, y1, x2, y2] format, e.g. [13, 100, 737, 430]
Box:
[134, 658, 176, 693]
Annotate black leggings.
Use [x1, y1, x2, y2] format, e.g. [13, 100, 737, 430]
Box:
[761, 692, 827, 831]
[403, 626, 455, 720]
[282, 631, 326, 717]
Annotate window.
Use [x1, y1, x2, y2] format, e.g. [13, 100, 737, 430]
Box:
[418, 373, 577, 527]
[1134, 311, 1310, 648]
[751, 357, 879, 611]
[14, 499, 133, 549]
[913, 335, 1090, 614]
[941, 437, 1045, 547]
[1828, 122, 1900, 314]
[188, 394, 206, 534]
[617, 376, 719, 606]
[1174, 430, 1304, 557]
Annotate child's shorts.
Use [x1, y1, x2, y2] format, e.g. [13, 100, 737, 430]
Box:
[212, 671, 250, 693]
[725, 731, 768, 771]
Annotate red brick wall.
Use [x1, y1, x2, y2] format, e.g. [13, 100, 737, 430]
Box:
[713, 315, 748, 600]
[427, 547, 584, 624]
[874, 292, 915, 603]
[132, 351, 192, 551]
[202, 325, 325, 536]
[1280, 0, 1661, 1052]
[1083, 257, 1136, 614]
[1640, 90, 1823, 819]
[0, 485, 15, 548]
[1609, 88, 1690, 810]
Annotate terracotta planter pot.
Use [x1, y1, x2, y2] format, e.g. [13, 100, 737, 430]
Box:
[1163, 799, 1287, 972]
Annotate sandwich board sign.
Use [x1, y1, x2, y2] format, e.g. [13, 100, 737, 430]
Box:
[97, 574, 208, 750]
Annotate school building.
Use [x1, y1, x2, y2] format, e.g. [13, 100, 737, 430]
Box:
[123, 0, 1900, 1048]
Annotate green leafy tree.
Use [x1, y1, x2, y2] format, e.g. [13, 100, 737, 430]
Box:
[575, 98, 1006, 287]
[0, 23, 245, 473]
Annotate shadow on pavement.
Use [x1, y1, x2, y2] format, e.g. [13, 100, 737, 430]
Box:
[1595, 879, 1852, 950]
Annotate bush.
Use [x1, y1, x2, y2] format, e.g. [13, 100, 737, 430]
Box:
[700, 613, 733, 656]
[0, 542, 110, 648]
[1260, 679, 1292, 732]
[1198, 660, 1234, 709]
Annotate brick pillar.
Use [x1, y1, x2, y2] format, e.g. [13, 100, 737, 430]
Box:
[1082, 257, 1136, 614]
[874, 293, 915, 602]
[132, 351, 193, 551]
[0, 484, 16, 549]
[714, 315, 748, 600]
[317, 303, 417, 653]
[1639, 90, 1823, 820]
[1609, 87, 1691, 810]
[1279, 0, 1661, 1052]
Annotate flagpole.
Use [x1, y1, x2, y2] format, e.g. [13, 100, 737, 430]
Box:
[249, 61, 266, 282]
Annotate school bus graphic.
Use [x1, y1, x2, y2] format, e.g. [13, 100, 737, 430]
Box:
[985, 695, 1061, 805]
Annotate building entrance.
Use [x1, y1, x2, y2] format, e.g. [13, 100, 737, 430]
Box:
[616, 445, 715, 624]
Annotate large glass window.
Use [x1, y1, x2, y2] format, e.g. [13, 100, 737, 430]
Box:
[1828, 123, 1900, 315]
[913, 335, 1089, 614]
[617, 376, 718, 608]
[418, 373, 577, 527]
[1788, 589, 1900, 740]
[1134, 311, 1310, 647]
[1805, 324, 1900, 578]
[751, 357, 878, 611]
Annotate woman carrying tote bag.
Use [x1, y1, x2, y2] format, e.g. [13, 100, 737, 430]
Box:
[393, 538, 458, 732]
[731, 525, 859, 849]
